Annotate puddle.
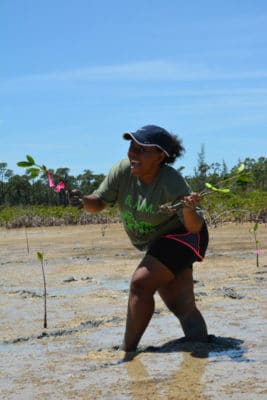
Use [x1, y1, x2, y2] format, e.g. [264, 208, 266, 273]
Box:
[1, 224, 267, 399]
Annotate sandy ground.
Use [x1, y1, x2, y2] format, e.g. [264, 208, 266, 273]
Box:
[0, 222, 267, 400]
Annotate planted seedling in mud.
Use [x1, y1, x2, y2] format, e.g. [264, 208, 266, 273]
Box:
[37, 251, 48, 329]
[249, 223, 263, 267]
[24, 228, 30, 254]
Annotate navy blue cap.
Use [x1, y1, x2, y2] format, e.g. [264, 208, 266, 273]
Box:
[123, 125, 173, 157]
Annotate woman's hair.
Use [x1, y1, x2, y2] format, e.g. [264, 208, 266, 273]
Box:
[163, 134, 185, 164]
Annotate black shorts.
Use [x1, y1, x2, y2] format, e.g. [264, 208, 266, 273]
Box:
[147, 222, 209, 275]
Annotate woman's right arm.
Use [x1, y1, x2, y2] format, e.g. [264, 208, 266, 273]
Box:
[69, 160, 124, 212]
[69, 190, 106, 212]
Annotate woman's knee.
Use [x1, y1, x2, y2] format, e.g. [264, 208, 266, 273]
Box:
[129, 268, 156, 297]
[130, 277, 145, 296]
[129, 255, 174, 297]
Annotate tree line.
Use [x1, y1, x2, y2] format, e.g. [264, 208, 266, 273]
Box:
[0, 166, 105, 206]
[0, 153, 266, 207]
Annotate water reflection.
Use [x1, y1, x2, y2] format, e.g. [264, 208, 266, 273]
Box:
[123, 336, 247, 400]
[125, 352, 207, 399]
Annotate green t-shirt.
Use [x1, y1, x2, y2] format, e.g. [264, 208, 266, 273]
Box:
[94, 159, 200, 250]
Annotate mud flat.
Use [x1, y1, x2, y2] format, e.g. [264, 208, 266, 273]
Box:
[1, 223, 266, 399]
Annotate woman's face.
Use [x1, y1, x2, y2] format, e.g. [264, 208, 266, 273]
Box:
[127, 141, 165, 183]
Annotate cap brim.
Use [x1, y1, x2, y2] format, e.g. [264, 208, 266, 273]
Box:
[122, 132, 154, 147]
[122, 132, 169, 156]
[122, 132, 134, 140]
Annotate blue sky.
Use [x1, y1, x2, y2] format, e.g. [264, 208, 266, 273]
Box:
[1, 0, 267, 179]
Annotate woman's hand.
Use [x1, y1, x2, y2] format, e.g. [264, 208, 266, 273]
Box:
[182, 193, 202, 210]
[69, 190, 106, 212]
[68, 189, 84, 208]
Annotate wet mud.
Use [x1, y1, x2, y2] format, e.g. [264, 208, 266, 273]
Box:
[1, 223, 267, 399]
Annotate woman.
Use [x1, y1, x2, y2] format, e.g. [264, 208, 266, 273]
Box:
[71, 125, 209, 352]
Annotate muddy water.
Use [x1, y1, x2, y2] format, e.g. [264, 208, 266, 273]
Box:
[1, 223, 267, 399]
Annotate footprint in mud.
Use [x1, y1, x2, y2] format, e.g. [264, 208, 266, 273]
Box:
[254, 276, 267, 282]
[2, 316, 124, 345]
[9, 289, 42, 298]
[216, 287, 244, 299]
[63, 276, 77, 282]
[195, 291, 208, 300]
[254, 268, 267, 281]
[63, 276, 93, 283]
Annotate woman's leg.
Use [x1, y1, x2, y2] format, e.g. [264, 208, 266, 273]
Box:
[158, 268, 208, 341]
[123, 254, 174, 352]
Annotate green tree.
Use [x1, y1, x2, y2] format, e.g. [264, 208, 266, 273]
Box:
[76, 170, 105, 194]
[189, 145, 210, 191]
[5, 175, 32, 205]
[0, 163, 13, 204]
[90, 173, 105, 192]
[248, 157, 267, 190]
[76, 169, 95, 193]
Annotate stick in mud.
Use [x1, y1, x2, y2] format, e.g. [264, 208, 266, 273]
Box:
[37, 251, 47, 329]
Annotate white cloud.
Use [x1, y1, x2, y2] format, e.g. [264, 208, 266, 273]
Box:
[2, 60, 267, 88]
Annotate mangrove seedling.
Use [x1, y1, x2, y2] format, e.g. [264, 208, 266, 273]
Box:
[25, 228, 30, 254]
[17, 155, 65, 192]
[249, 223, 263, 267]
[160, 163, 249, 213]
[37, 251, 48, 328]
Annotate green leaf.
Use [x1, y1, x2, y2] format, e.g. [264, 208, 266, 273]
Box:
[236, 175, 252, 183]
[237, 163, 245, 173]
[215, 188, 230, 193]
[205, 182, 213, 189]
[26, 155, 35, 165]
[206, 183, 219, 191]
[249, 223, 259, 233]
[40, 165, 47, 173]
[205, 182, 230, 193]
[17, 161, 33, 167]
[37, 251, 44, 261]
[27, 167, 40, 179]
